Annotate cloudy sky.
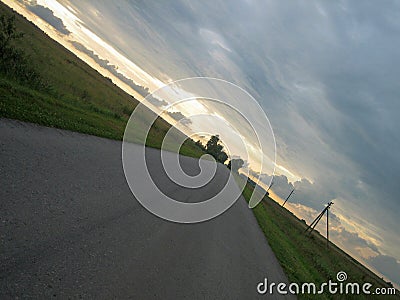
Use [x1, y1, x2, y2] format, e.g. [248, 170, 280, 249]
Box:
[5, 0, 399, 286]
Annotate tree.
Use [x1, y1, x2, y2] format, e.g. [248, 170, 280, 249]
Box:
[195, 140, 206, 152]
[0, 13, 43, 88]
[0, 14, 23, 60]
[227, 158, 244, 173]
[205, 135, 228, 164]
[216, 151, 228, 165]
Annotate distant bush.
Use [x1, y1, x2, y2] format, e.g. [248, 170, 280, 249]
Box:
[195, 135, 229, 164]
[0, 14, 45, 89]
[227, 158, 244, 173]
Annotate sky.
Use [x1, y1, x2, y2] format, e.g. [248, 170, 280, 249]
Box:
[4, 0, 399, 287]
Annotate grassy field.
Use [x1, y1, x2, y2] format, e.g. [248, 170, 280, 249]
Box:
[1, 3, 398, 299]
[241, 182, 398, 299]
[0, 2, 203, 158]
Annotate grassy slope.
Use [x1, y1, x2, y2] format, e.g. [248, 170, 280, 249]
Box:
[242, 182, 398, 299]
[0, 2, 203, 158]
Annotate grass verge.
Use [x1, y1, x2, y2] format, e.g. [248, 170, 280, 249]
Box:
[241, 182, 398, 299]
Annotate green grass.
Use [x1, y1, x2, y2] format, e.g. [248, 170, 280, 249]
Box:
[242, 182, 398, 299]
[0, 2, 204, 158]
[1, 3, 398, 298]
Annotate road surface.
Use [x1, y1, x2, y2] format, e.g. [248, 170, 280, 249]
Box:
[0, 118, 294, 299]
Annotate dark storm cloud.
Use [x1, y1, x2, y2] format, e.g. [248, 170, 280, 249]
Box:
[70, 41, 167, 107]
[331, 227, 380, 254]
[332, 228, 400, 286]
[298, 1, 400, 211]
[368, 255, 400, 286]
[210, 0, 400, 226]
[167, 111, 192, 125]
[25, 3, 70, 34]
[258, 173, 335, 212]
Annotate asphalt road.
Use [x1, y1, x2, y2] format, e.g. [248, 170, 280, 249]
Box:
[0, 118, 294, 299]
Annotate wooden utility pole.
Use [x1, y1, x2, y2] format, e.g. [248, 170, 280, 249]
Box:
[265, 181, 274, 196]
[305, 201, 333, 248]
[267, 181, 273, 192]
[282, 188, 294, 207]
[326, 207, 329, 248]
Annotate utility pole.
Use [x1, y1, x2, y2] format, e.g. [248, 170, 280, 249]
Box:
[266, 181, 274, 196]
[282, 188, 294, 207]
[326, 207, 329, 248]
[305, 201, 334, 248]
[267, 181, 273, 192]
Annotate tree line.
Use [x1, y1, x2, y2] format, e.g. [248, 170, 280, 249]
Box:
[0, 14, 45, 89]
[196, 135, 244, 173]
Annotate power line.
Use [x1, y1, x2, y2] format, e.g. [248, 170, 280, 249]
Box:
[282, 188, 295, 207]
[305, 201, 334, 248]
